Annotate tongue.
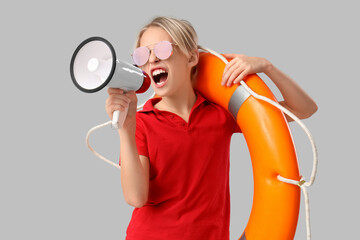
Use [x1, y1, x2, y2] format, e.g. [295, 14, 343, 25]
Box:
[159, 74, 167, 83]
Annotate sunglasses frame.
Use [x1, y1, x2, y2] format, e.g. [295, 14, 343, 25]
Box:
[132, 41, 176, 67]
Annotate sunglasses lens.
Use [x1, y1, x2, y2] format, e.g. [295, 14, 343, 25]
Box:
[154, 41, 173, 60]
[132, 46, 149, 66]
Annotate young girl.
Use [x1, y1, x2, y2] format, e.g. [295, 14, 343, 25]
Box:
[105, 16, 317, 240]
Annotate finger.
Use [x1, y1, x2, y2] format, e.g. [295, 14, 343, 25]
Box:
[222, 60, 238, 85]
[222, 53, 239, 60]
[111, 101, 130, 113]
[223, 56, 245, 78]
[223, 59, 233, 77]
[107, 99, 129, 112]
[125, 91, 136, 99]
[106, 95, 131, 112]
[227, 67, 244, 87]
[223, 54, 245, 62]
[226, 59, 244, 75]
[108, 88, 125, 95]
[125, 91, 138, 106]
[226, 62, 246, 85]
[224, 56, 241, 70]
[233, 69, 249, 85]
[110, 96, 131, 106]
[106, 103, 126, 118]
[109, 92, 131, 102]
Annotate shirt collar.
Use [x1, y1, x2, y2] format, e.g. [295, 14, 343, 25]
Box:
[139, 91, 207, 113]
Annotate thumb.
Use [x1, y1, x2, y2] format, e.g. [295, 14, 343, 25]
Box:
[222, 53, 238, 59]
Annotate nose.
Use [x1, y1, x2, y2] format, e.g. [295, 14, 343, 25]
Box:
[148, 49, 159, 64]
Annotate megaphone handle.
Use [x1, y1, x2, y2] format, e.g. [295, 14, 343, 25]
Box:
[112, 107, 128, 129]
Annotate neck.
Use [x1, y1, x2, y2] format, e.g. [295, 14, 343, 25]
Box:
[156, 86, 197, 119]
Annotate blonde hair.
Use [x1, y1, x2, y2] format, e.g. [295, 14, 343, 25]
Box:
[135, 16, 199, 57]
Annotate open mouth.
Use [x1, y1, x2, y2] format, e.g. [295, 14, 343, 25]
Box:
[152, 68, 168, 88]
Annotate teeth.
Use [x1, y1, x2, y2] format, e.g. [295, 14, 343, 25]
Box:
[152, 69, 166, 77]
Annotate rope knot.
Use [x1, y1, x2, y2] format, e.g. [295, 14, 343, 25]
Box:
[297, 179, 306, 187]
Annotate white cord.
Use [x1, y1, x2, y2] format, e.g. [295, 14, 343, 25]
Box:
[86, 120, 120, 169]
[85, 94, 155, 169]
[137, 93, 155, 111]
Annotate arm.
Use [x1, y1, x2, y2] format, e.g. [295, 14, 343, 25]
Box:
[106, 88, 149, 208]
[264, 63, 318, 121]
[222, 54, 318, 121]
[119, 128, 149, 208]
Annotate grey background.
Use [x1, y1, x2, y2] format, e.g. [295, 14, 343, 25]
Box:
[1, 0, 358, 239]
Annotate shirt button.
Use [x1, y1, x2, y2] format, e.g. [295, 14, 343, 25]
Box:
[169, 115, 174, 119]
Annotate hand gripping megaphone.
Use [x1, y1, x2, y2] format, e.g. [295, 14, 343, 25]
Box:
[70, 36, 151, 128]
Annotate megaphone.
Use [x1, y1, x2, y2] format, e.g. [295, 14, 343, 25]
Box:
[70, 36, 151, 128]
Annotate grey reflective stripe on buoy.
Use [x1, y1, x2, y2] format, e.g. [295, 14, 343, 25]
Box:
[228, 85, 251, 119]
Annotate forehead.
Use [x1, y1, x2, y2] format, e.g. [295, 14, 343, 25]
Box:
[139, 26, 173, 47]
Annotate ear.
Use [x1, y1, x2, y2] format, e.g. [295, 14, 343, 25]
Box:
[188, 49, 199, 67]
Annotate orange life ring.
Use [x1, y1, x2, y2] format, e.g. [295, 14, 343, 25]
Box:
[194, 52, 301, 240]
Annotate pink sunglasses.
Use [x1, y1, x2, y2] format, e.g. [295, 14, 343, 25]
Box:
[132, 41, 175, 67]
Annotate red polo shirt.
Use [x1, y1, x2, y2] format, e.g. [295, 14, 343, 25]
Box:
[124, 92, 240, 240]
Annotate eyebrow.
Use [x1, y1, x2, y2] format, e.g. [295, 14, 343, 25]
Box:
[138, 41, 175, 49]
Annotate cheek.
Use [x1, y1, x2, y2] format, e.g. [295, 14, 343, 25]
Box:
[170, 67, 189, 86]
[172, 60, 190, 78]
[140, 65, 149, 75]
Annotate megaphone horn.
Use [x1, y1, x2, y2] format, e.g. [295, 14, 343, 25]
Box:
[70, 37, 151, 128]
